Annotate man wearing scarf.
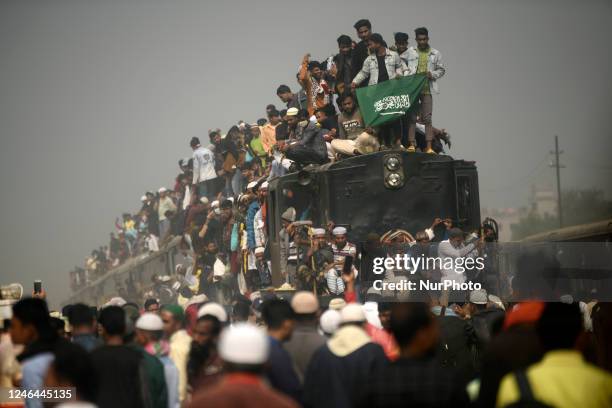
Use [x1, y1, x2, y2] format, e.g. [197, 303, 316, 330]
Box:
[298, 54, 332, 117]
[136, 313, 180, 408]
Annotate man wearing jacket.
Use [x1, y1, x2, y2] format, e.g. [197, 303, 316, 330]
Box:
[351, 33, 407, 147]
[405, 27, 446, 153]
[351, 33, 407, 87]
[280, 108, 328, 166]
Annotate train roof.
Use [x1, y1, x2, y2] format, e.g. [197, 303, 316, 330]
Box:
[520, 219, 612, 242]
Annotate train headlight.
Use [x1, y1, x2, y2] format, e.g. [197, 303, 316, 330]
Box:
[386, 173, 403, 188]
[385, 156, 401, 171]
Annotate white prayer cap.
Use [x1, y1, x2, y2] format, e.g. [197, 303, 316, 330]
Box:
[135, 313, 163, 331]
[340, 303, 366, 324]
[184, 294, 209, 309]
[254, 247, 265, 255]
[332, 226, 347, 236]
[211, 200, 220, 208]
[286, 107, 299, 116]
[227, 197, 235, 203]
[319, 309, 342, 335]
[219, 323, 269, 364]
[103, 297, 127, 308]
[246, 181, 258, 190]
[469, 289, 488, 305]
[312, 228, 326, 237]
[260, 181, 269, 190]
[488, 294, 505, 310]
[158, 187, 167, 193]
[198, 302, 228, 322]
[328, 298, 346, 310]
[140, 195, 147, 202]
[213, 259, 226, 277]
[291, 291, 319, 314]
[200, 197, 209, 205]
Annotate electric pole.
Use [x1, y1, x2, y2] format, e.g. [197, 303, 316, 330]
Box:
[549, 135, 565, 228]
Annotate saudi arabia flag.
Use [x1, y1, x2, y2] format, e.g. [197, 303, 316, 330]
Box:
[355, 74, 427, 127]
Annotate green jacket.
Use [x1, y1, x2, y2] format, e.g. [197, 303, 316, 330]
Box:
[133, 345, 168, 408]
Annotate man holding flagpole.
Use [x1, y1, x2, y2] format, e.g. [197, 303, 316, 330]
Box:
[351, 33, 408, 148]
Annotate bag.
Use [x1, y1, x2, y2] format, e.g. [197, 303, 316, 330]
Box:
[504, 370, 554, 408]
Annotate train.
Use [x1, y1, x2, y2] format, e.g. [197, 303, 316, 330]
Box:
[64, 150, 481, 306]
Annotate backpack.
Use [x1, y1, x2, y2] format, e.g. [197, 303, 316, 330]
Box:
[504, 370, 554, 408]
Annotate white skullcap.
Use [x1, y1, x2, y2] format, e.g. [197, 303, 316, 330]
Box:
[320, 309, 342, 335]
[184, 294, 209, 309]
[103, 297, 127, 308]
[219, 323, 269, 364]
[488, 294, 505, 311]
[140, 195, 147, 202]
[261, 181, 269, 189]
[312, 228, 326, 236]
[328, 298, 346, 311]
[291, 291, 319, 314]
[200, 197, 209, 205]
[469, 289, 488, 305]
[254, 247, 265, 255]
[341, 303, 366, 324]
[246, 181, 258, 190]
[286, 107, 299, 116]
[332, 226, 347, 236]
[227, 197, 234, 203]
[136, 313, 163, 331]
[158, 187, 167, 193]
[213, 259, 226, 277]
[198, 302, 228, 322]
[211, 200, 220, 208]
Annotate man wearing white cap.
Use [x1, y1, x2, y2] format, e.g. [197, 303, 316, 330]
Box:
[331, 226, 358, 276]
[135, 313, 179, 408]
[306, 227, 333, 279]
[284, 292, 326, 383]
[279, 107, 328, 166]
[461, 289, 505, 355]
[303, 303, 387, 408]
[188, 323, 298, 408]
[279, 207, 298, 286]
[158, 187, 177, 242]
[255, 247, 272, 288]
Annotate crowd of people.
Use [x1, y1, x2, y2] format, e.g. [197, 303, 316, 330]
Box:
[2, 283, 612, 408]
[12, 17, 606, 408]
[68, 18, 452, 292]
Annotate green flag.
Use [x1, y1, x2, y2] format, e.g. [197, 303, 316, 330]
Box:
[355, 74, 427, 127]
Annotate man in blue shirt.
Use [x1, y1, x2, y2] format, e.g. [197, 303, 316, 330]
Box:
[261, 298, 302, 405]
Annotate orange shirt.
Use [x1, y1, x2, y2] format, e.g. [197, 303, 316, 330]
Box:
[260, 124, 278, 153]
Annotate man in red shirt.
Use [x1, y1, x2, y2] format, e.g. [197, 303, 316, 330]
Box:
[188, 323, 298, 408]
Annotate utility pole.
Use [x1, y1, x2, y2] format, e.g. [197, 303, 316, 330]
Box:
[549, 135, 565, 228]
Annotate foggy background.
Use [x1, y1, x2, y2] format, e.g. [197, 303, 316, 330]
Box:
[1, 0, 611, 308]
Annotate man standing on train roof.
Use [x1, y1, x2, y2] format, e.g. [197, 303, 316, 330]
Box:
[406, 27, 446, 154]
[190, 136, 217, 201]
[331, 226, 358, 276]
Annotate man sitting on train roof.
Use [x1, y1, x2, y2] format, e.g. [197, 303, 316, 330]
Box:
[278, 108, 328, 168]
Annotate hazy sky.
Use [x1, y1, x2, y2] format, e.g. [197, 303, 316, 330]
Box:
[1, 0, 611, 307]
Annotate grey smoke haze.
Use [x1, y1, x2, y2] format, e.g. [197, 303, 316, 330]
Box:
[1, 0, 611, 308]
